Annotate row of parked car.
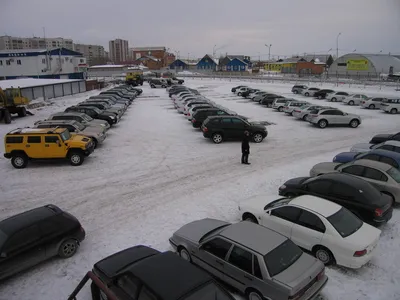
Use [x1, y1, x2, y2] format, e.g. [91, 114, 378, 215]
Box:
[291, 85, 400, 114]
[148, 77, 184, 88]
[169, 85, 269, 144]
[232, 85, 362, 129]
[3, 85, 142, 168]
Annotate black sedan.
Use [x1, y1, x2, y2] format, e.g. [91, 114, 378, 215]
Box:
[370, 132, 400, 144]
[69, 245, 234, 300]
[314, 89, 335, 99]
[278, 173, 393, 226]
[231, 85, 248, 92]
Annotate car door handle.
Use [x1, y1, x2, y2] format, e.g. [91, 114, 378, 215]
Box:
[244, 274, 253, 281]
[26, 145, 30, 148]
[215, 260, 224, 265]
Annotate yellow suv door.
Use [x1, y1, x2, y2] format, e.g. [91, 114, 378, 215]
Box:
[43, 135, 67, 158]
[25, 136, 44, 158]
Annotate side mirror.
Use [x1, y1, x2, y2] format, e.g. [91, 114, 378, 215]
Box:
[266, 210, 271, 216]
[0, 252, 6, 258]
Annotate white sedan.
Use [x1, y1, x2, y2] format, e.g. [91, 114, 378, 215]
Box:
[343, 94, 369, 105]
[238, 194, 381, 268]
[350, 140, 400, 153]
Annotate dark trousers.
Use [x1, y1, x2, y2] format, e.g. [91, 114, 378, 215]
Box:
[241, 152, 249, 164]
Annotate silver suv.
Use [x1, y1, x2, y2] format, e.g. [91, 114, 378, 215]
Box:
[307, 108, 361, 128]
[170, 218, 328, 300]
[46, 112, 110, 130]
[272, 98, 296, 112]
[283, 101, 309, 115]
[34, 119, 106, 147]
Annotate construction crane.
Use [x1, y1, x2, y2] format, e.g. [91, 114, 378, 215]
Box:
[0, 87, 32, 124]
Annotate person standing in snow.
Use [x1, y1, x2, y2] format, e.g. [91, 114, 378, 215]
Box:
[241, 131, 250, 165]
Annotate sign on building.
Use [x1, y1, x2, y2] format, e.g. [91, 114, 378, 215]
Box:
[347, 59, 369, 71]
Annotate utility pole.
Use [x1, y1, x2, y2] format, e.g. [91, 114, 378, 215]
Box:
[265, 44, 272, 61]
[336, 32, 341, 59]
[213, 44, 217, 57]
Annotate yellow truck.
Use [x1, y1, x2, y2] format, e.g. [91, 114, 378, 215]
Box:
[125, 70, 144, 86]
[0, 87, 31, 124]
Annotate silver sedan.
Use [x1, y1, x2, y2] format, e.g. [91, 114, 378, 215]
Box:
[293, 105, 325, 121]
[310, 159, 400, 203]
[170, 218, 328, 300]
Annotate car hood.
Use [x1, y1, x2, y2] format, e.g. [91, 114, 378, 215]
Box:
[81, 127, 104, 136]
[310, 162, 341, 176]
[173, 218, 230, 244]
[284, 177, 310, 187]
[344, 223, 381, 249]
[273, 253, 324, 291]
[350, 143, 374, 152]
[249, 122, 267, 130]
[88, 119, 108, 126]
[333, 152, 360, 163]
[100, 111, 116, 117]
[370, 134, 392, 144]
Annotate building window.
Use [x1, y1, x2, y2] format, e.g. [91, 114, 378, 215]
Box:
[0, 60, 2, 66]
[17, 60, 21, 65]
[6, 60, 10, 65]
[80, 59, 84, 63]
[42, 58, 46, 64]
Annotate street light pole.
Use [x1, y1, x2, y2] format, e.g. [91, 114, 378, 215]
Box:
[336, 32, 341, 59]
[213, 45, 217, 57]
[265, 44, 272, 61]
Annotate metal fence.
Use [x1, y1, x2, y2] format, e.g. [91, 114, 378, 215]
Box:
[20, 80, 87, 100]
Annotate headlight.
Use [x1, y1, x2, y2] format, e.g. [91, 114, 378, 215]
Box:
[109, 116, 115, 119]
[279, 184, 286, 190]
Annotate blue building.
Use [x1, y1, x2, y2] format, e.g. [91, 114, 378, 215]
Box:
[196, 54, 218, 71]
[0, 48, 87, 80]
[226, 58, 250, 72]
[169, 59, 197, 70]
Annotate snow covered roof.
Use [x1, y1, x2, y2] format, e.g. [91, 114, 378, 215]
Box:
[132, 47, 166, 51]
[128, 65, 149, 70]
[357, 54, 400, 72]
[0, 78, 83, 89]
[88, 64, 126, 69]
[302, 54, 332, 63]
[0, 47, 83, 58]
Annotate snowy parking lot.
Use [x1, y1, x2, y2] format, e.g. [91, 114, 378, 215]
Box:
[0, 79, 399, 300]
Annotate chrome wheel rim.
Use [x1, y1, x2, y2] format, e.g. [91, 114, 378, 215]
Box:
[14, 157, 25, 167]
[249, 292, 262, 300]
[180, 250, 190, 261]
[254, 134, 263, 142]
[316, 250, 329, 263]
[63, 242, 76, 256]
[319, 121, 327, 128]
[351, 120, 358, 127]
[213, 134, 222, 143]
[71, 155, 81, 164]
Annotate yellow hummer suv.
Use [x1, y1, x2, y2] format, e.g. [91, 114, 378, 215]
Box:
[4, 127, 95, 168]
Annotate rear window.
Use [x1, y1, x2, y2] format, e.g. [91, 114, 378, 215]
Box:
[264, 239, 303, 277]
[387, 167, 400, 183]
[327, 207, 363, 237]
[308, 109, 320, 114]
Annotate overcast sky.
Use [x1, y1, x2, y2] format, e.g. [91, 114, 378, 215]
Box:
[1, 0, 399, 60]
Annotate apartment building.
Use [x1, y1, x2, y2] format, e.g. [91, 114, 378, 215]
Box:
[0, 36, 74, 51]
[74, 43, 106, 66]
[109, 39, 129, 64]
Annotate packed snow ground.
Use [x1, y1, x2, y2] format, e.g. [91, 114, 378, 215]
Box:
[0, 80, 399, 300]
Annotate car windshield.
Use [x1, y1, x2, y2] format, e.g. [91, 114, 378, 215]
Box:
[185, 282, 233, 300]
[91, 107, 103, 114]
[82, 114, 93, 121]
[0, 229, 7, 249]
[327, 207, 363, 238]
[264, 198, 292, 210]
[60, 130, 71, 141]
[75, 122, 86, 131]
[264, 239, 303, 277]
[387, 167, 400, 183]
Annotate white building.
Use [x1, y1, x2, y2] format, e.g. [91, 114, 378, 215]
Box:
[74, 43, 106, 66]
[109, 39, 129, 64]
[0, 36, 74, 51]
[0, 48, 87, 80]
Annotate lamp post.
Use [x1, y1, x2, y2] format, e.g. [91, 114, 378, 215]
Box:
[213, 45, 217, 57]
[265, 44, 272, 61]
[336, 32, 341, 59]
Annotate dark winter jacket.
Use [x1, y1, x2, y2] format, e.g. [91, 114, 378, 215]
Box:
[242, 136, 250, 153]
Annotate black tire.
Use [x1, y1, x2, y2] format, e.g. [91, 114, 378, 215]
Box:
[302, 114, 308, 121]
[179, 247, 192, 262]
[318, 119, 328, 128]
[246, 289, 263, 300]
[151, 85, 155, 88]
[318, 95, 323, 99]
[90, 282, 101, 300]
[212, 133, 223, 144]
[267, 103, 272, 108]
[162, 85, 166, 88]
[391, 108, 398, 114]
[278, 106, 284, 112]
[11, 154, 28, 169]
[348, 100, 354, 106]
[4, 110, 11, 124]
[238, 92, 242, 96]
[58, 239, 78, 258]
[92, 138, 98, 149]
[305, 92, 309, 96]
[243, 213, 258, 224]
[369, 104, 375, 109]
[293, 90, 298, 94]
[18, 107, 27, 117]
[349, 119, 360, 128]
[331, 97, 337, 102]
[313, 246, 335, 265]
[252, 132, 264, 143]
[69, 151, 84, 166]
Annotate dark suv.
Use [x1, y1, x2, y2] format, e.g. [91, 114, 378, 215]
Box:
[192, 108, 244, 128]
[69, 245, 234, 300]
[65, 106, 117, 126]
[201, 116, 268, 144]
[0, 204, 85, 281]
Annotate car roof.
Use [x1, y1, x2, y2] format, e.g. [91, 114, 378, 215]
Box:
[382, 140, 400, 147]
[206, 115, 240, 120]
[0, 205, 61, 236]
[353, 158, 393, 171]
[369, 149, 400, 161]
[308, 173, 377, 191]
[219, 221, 287, 255]
[290, 195, 341, 218]
[7, 128, 66, 134]
[128, 250, 213, 300]
[52, 112, 85, 117]
[36, 120, 79, 125]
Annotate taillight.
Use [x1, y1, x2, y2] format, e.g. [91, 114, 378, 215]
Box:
[374, 208, 383, 217]
[354, 249, 367, 257]
[203, 127, 208, 132]
[192, 118, 196, 123]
